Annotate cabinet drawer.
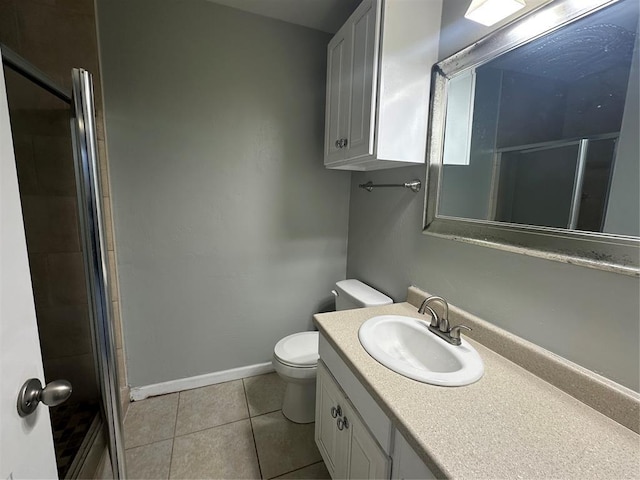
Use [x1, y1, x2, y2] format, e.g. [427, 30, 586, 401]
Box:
[319, 334, 393, 454]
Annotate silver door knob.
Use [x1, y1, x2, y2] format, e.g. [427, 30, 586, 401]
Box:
[335, 139, 341, 148]
[17, 378, 72, 417]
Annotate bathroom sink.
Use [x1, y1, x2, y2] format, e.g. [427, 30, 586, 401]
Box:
[358, 315, 484, 386]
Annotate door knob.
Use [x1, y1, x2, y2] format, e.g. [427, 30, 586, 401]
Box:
[17, 378, 72, 417]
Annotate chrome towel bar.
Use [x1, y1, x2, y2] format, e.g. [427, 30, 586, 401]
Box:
[359, 179, 421, 193]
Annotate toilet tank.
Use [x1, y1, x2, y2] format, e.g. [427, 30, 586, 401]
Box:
[333, 279, 393, 311]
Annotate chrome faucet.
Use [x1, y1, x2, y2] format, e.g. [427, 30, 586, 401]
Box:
[418, 295, 472, 346]
[418, 296, 449, 331]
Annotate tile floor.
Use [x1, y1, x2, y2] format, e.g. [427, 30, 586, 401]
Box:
[122, 372, 330, 479]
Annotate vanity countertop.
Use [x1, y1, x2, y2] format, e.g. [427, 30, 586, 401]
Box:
[314, 302, 640, 479]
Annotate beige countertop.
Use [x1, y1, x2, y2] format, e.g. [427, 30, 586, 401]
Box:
[314, 302, 640, 479]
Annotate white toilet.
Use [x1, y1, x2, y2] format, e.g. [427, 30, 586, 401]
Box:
[273, 279, 392, 423]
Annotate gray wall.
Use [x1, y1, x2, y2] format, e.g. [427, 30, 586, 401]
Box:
[347, 0, 640, 391]
[96, 1, 351, 387]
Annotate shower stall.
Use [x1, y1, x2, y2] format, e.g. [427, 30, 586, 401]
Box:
[1, 46, 125, 478]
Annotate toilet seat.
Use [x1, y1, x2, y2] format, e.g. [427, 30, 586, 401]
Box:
[274, 331, 319, 368]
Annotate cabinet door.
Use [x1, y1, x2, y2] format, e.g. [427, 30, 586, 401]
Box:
[343, 401, 391, 480]
[325, 27, 350, 165]
[315, 362, 349, 477]
[391, 429, 437, 480]
[345, 0, 379, 160]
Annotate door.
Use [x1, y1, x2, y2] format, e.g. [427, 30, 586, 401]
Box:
[0, 47, 125, 479]
[0, 52, 58, 480]
[345, 0, 379, 160]
[391, 429, 437, 480]
[325, 26, 350, 165]
[315, 362, 390, 480]
[315, 362, 349, 477]
[343, 400, 390, 480]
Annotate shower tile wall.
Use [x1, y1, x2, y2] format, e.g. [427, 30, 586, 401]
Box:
[0, 0, 128, 413]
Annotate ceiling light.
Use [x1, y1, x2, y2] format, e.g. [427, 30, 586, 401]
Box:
[464, 0, 526, 26]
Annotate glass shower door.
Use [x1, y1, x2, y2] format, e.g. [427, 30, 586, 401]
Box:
[1, 46, 125, 479]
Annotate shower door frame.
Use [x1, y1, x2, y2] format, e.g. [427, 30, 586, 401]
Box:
[487, 132, 620, 229]
[0, 45, 126, 479]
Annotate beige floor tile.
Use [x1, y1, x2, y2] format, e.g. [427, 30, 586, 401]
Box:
[175, 380, 249, 436]
[124, 393, 178, 448]
[273, 461, 331, 479]
[251, 411, 322, 479]
[170, 419, 260, 479]
[243, 373, 286, 417]
[125, 439, 172, 479]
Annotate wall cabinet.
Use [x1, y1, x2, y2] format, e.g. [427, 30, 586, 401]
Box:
[316, 361, 391, 479]
[324, 0, 443, 171]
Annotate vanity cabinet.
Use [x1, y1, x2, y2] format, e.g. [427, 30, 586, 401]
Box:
[316, 361, 391, 479]
[324, 0, 442, 171]
[391, 430, 437, 480]
[316, 334, 437, 480]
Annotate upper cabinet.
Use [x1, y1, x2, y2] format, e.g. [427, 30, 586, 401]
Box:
[324, 0, 443, 171]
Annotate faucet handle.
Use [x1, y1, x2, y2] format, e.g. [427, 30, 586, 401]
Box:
[448, 325, 472, 345]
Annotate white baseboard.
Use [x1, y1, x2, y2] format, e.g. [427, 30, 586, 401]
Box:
[129, 362, 275, 401]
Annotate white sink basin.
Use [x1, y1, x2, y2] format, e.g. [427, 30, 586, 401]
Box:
[358, 315, 484, 386]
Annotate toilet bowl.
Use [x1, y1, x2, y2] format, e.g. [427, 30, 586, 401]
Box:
[273, 280, 392, 424]
[273, 331, 319, 423]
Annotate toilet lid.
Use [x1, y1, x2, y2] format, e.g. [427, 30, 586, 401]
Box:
[274, 331, 319, 367]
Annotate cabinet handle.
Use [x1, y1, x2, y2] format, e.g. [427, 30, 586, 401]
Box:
[331, 405, 342, 418]
[343, 138, 348, 148]
[335, 139, 341, 148]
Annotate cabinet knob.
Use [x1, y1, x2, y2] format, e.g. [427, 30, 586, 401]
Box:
[335, 138, 349, 149]
[331, 405, 342, 418]
[337, 416, 349, 430]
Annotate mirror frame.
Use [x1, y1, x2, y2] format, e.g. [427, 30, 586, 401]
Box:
[424, 0, 640, 276]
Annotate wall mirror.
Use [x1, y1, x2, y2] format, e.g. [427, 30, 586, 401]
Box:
[425, 0, 639, 275]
